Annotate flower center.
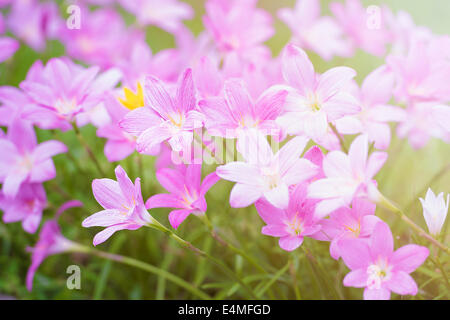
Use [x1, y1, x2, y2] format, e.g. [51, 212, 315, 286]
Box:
[261, 166, 280, 190]
[286, 213, 304, 236]
[55, 98, 78, 116]
[344, 220, 361, 237]
[366, 259, 392, 290]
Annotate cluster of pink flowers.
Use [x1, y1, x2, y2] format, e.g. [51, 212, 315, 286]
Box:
[1, 0, 448, 300]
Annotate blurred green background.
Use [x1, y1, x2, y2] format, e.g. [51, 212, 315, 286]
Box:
[0, 0, 449, 300]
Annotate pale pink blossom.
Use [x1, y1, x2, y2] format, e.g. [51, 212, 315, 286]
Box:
[26, 220, 79, 291]
[308, 134, 387, 218]
[146, 164, 219, 229]
[216, 130, 318, 209]
[82, 165, 154, 246]
[278, 0, 352, 60]
[330, 0, 391, 56]
[340, 221, 429, 300]
[336, 65, 406, 149]
[199, 78, 287, 138]
[0, 183, 46, 233]
[277, 44, 359, 145]
[20, 58, 122, 130]
[120, 69, 204, 153]
[255, 183, 321, 251]
[0, 119, 67, 198]
[316, 198, 382, 259]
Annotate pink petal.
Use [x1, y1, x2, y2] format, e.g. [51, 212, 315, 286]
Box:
[93, 224, 129, 246]
[144, 75, 175, 119]
[366, 151, 388, 179]
[343, 269, 368, 288]
[282, 44, 315, 93]
[317, 66, 356, 99]
[3, 169, 28, 198]
[391, 244, 429, 273]
[262, 224, 289, 237]
[33, 140, 67, 163]
[386, 271, 418, 296]
[363, 288, 391, 300]
[119, 107, 161, 136]
[200, 172, 220, 196]
[224, 79, 254, 120]
[114, 165, 133, 198]
[322, 91, 360, 120]
[339, 238, 371, 270]
[216, 162, 263, 185]
[229, 183, 263, 208]
[156, 168, 185, 194]
[145, 193, 185, 209]
[264, 183, 289, 209]
[82, 209, 127, 227]
[361, 65, 395, 106]
[136, 125, 171, 153]
[254, 88, 288, 120]
[348, 134, 368, 177]
[168, 209, 192, 229]
[322, 150, 351, 178]
[370, 221, 394, 258]
[92, 178, 126, 210]
[279, 235, 303, 251]
[255, 198, 285, 225]
[176, 68, 195, 113]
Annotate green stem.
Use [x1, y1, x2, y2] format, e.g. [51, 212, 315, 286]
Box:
[147, 220, 258, 299]
[329, 123, 348, 153]
[193, 132, 223, 164]
[72, 123, 106, 176]
[378, 192, 450, 255]
[73, 244, 211, 299]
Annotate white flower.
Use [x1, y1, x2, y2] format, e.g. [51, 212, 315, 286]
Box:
[419, 188, 449, 236]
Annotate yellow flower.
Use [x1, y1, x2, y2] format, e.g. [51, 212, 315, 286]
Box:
[118, 82, 144, 110]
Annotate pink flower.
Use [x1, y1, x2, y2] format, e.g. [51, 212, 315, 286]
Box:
[330, 0, 391, 56]
[340, 221, 429, 300]
[26, 220, 79, 291]
[0, 36, 19, 62]
[308, 134, 387, 218]
[336, 65, 406, 149]
[216, 130, 318, 209]
[278, 0, 352, 60]
[203, 0, 274, 55]
[82, 165, 154, 246]
[255, 183, 321, 251]
[277, 44, 359, 144]
[58, 6, 144, 69]
[397, 102, 450, 149]
[387, 40, 450, 104]
[193, 55, 223, 99]
[146, 164, 219, 229]
[0, 119, 67, 198]
[199, 78, 287, 138]
[20, 58, 121, 130]
[303, 145, 325, 182]
[317, 198, 382, 259]
[7, 0, 61, 52]
[0, 183, 46, 233]
[120, 68, 204, 153]
[118, 0, 193, 32]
